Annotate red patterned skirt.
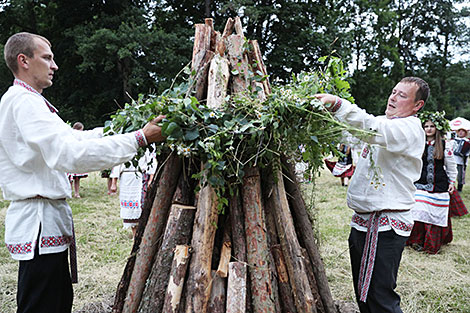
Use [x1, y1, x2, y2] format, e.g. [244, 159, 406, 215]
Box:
[449, 191, 468, 217]
[324, 159, 354, 178]
[406, 217, 453, 254]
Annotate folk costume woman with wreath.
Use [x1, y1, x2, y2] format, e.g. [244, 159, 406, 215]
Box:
[406, 111, 464, 254]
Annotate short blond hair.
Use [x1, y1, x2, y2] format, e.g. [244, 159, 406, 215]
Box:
[4, 32, 51, 74]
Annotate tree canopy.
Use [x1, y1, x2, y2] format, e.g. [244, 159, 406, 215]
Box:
[0, 0, 468, 127]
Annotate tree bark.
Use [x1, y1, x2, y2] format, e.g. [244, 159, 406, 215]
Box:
[266, 168, 316, 313]
[162, 245, 191, 313]
[184, 184, 219, 313]
[271, 245, 297, 313]
[241, 166, 276, 313]
[226, 262, 247, 313]
[281, 156, 336, 313]
[208, 271, 226, 313]
[122, 153, 182, 313]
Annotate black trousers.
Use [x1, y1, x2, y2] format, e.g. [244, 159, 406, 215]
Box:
[349, 228, 407, 313]
[17, 242, 73, 313]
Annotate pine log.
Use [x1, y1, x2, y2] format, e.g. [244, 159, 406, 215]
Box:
[226, 262, 247, 313]
[216, 17, 235, 56]
[162, 245, 191, 313]
[241, 166, 276, 312]
[122, 153, 182, 313]
[112, 153, 170, 313]
[229, 187, 247, 263]
[138, 200, 196, 312]
[281, 156, 336, 313]
[192, 24, 212, 71]
[184, 184, 219, 313]
[225, 34, 250, 94]
[266, 168, 316, 313]
[234, 16, 244, 36]
[208, 271, 226, 313]
[271, 245, 297, 313]
[302, 248, 325, 313]
[206, 54, 230, 109]
[247, 40, 271, 95]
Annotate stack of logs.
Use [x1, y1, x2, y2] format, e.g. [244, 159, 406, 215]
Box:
[111, 17, 338, 313]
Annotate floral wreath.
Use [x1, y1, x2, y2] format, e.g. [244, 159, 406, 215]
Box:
[418, 111, 451, 133]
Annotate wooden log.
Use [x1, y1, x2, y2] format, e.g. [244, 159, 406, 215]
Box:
[206, 54, 230, 109]
[216, 17, 235, 56]
[271, 245, 297, 313]
[112, 153, 170, 313]
[138, 201, 196, 312]
[184, 184, 219, 313]
[216, 226, 232, 278]
[192, 24, 212, 71]
[122, 153, 182, 313]
[208, 271, 226, 313]
[266, 168, 316, 313]
[226, 262, 247, 313]
[229, 187, 247, 263]
[302, 248, 325, 313]
[281, 156, 336, 313]
[234, 16, 244, 36]
[194, 50, 215, 102]
[247, 40, 271, 95]
[162, 245, 191, 313]
[225, 34, 250, 94]
[241, 166, 275, 312]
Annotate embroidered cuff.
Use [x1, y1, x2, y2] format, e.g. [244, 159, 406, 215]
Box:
[135, 130, 148, 147]
[330, 97, 342, 113]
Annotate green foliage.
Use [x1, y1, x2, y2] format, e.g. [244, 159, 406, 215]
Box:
[105, 57, 372, 212]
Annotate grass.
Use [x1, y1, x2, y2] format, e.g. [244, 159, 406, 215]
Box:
[0, 169, 469, 312]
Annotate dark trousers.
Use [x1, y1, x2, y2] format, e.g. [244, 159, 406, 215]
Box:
[17, 242, 73, 313]
[349, 228, 407, 313]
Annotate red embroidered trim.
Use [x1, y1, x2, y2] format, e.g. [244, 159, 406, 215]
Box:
[41, 235, 72, 248]
[13, 79, 58, 113]
[352, 214, 413, 232]
[6, 241, 33, 254]
[135, 130, 147, 147]
[121, 200, 140, 208]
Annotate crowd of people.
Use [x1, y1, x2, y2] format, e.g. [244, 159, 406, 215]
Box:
[0, 31, 469, 313]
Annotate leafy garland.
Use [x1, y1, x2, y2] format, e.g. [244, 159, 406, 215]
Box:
[104, 56, 373, 210]
[418, 111, 451, 133]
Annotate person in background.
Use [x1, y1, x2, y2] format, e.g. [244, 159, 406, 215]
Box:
[315, 76, 428, 313]
[0, 32, 165, 313]
[68, 122, 88, 198]
[406, 112, 457, 254]
[324, 142, 354, 186]
[453, 127, 470, 192]
[110, 149, 156, 237]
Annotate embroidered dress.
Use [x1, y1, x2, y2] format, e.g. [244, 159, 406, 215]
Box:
[112, 150, 157, 228]
[0, 79, 147, 265]
[324, 144, 355, 178]
[407, 140, 458, 254]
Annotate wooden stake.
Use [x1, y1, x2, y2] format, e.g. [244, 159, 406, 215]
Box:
[162, 245, 191, 313]
[208, 271, 226, 313]
[226, 262, 247, 313]
[271, 245, 298, 313]
[184, 184, 219, 313]
[281, 156, 336, 313]
[206, 54, 230, 109]
[226, 34, 250, 94]
[241, 166, 275, 313]
[122, 153, 182, 313]
[266, 168, 316, 313]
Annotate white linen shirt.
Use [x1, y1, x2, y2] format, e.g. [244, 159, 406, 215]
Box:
[1, 84, 145, 260]
[333, 99, 425, 236]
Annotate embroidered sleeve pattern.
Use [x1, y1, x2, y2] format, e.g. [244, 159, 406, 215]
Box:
[135, 130, 147, 147]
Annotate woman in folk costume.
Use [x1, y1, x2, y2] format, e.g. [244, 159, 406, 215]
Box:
[406, 111, 462, 254]
[324, 142, 355, 186]
[111, 149, 157, 236]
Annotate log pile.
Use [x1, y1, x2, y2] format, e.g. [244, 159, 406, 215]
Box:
[111, 17, 341, 313]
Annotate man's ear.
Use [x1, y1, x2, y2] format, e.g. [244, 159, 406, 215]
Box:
[17, 54, 28, 69]
[414, 100, 425, 113]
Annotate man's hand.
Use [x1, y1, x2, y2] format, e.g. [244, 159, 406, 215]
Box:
[143, 115, 166, 143]
[314, 93, 342, 112]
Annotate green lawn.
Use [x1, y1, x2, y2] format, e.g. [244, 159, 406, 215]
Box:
[0, 170, 469, 312]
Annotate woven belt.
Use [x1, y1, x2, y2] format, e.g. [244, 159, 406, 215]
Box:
[25, 195, 66, 201]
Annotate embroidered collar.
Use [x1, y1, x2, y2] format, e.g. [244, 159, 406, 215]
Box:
[13, 79, 58, 113]
[427, 139, 435, 145]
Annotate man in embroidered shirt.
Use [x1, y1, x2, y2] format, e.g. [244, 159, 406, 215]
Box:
[0, 32, 165, 313]
[315, 77, 428, 313]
